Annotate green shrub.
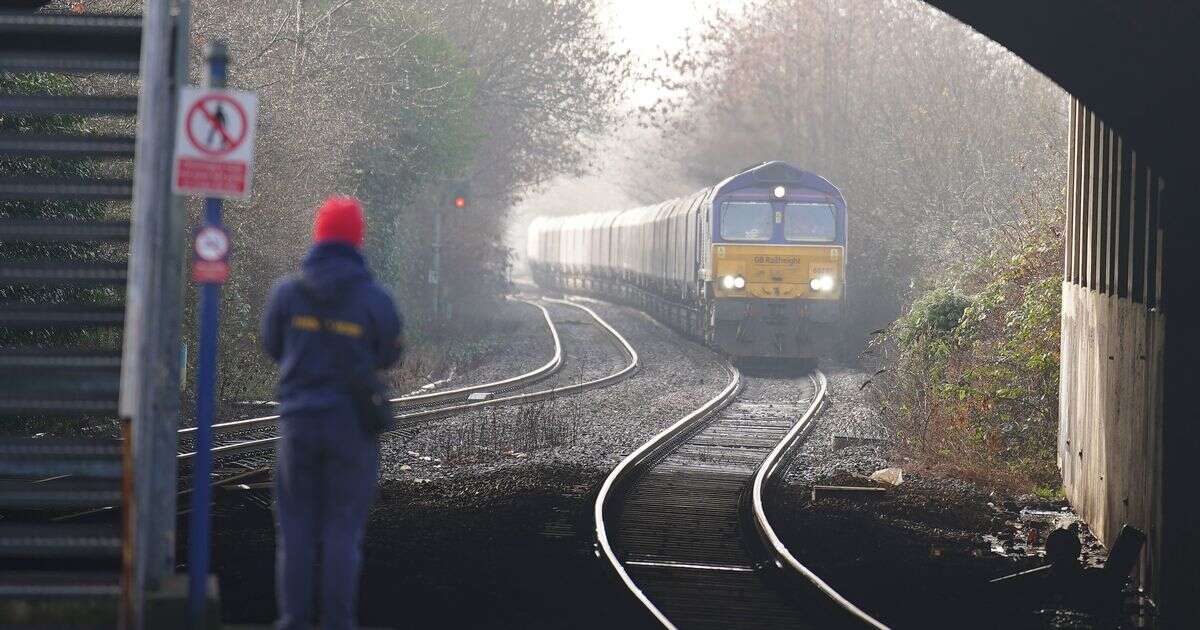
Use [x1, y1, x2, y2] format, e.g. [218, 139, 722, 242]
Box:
[898, 287, 971, 344]
[870, 218, 1064, 493]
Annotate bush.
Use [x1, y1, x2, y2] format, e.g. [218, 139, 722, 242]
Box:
[868, 218, 1064, 493]
[897, 288, 971, 344]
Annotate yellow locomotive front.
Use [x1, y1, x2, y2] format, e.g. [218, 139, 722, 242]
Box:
[706, 180, 847, 360]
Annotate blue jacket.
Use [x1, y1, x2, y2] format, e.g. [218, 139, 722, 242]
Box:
[261, 242, 404, 416]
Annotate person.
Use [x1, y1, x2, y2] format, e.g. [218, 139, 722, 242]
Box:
[261, 196, 404, 629]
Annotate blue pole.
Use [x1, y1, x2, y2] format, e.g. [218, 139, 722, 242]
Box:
[187, 41, 227, 628]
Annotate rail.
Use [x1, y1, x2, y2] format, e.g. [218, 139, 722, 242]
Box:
[599, 366, 887, 629]
[177, 296, 637, 464]
[750, 369, 890, 630]
[593, 361, 742, 630]
[177, 297, 563, 443]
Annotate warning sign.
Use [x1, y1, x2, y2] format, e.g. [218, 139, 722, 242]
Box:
[172, 86, 258, 199]
[191, 225, 231, 284]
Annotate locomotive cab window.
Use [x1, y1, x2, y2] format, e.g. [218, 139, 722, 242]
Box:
[784, 203, 836, 242]
[719, 201, 773, 241]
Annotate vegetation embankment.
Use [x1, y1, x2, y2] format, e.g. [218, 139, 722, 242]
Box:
[867, 215, 1064, 494]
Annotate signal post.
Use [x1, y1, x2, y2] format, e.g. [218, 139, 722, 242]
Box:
[432, 180, 470, 323]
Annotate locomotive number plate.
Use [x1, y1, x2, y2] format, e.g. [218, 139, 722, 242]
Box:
[809, 264, 836, 278]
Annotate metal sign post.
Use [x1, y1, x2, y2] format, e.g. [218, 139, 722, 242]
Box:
[186, 40, 228, 628]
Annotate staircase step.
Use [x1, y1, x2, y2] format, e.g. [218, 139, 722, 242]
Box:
[0, 479, 121, 509]
[0, 572, 119, 599]
[0, 12, 141, 52]
[0, 350, 121, 370]
[0, 394, 120, 416]
[0, 219, 131, 242]
[0, 134, 135, 158]
[0, 439, 122, 480]
[0, 303, 124, 328]
[0, 51, 140, 75]
[0, 524, 121, 559]
[0, 262, 128, 285]
[0, 94, 138, 117]
[0, 350, 121, 402]
[0, 178, 133, 200]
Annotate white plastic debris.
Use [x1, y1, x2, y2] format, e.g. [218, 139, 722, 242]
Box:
[399, 464, 412, 471]
[869, 467, 904, 486]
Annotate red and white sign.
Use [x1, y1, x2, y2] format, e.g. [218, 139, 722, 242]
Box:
[191, 225, 231, 284]
[172, 86, 258, 199]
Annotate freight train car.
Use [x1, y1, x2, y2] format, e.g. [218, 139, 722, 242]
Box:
[527, 161, 846, 361]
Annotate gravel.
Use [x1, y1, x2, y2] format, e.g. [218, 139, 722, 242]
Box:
[769, 365, 1113, 629]
[418, 297, 558, 391]
[211, 294, 733, 628]
[376, 296, 731, 484]
[207, 301, 1124, 629]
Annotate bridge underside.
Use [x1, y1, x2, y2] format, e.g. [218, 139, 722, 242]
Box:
[927, 1, 1200, 622]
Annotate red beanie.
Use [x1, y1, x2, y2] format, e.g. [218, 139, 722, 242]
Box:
[313, 196, 365, 248]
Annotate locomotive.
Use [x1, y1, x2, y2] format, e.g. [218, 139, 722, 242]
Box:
[526, 161, 847, 361]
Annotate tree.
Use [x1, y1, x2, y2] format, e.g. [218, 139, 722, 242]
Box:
[635, 0, 1066, 348]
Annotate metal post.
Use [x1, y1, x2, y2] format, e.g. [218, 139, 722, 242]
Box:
[432, 204, 441, 321]
[186, 40, 227, 628]
[120, 0, 182, 627]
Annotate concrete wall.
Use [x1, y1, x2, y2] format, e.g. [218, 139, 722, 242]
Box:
[1059, 285, 1163, 589]
[1059, 99, 1167, 596]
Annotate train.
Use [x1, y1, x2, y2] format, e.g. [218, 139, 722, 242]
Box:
[526, 161, 847, 361]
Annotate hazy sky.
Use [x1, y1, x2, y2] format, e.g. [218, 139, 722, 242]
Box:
[508, 0, 751, 259]
[599, 0, 748, 106]
[599, 0, 746, 58]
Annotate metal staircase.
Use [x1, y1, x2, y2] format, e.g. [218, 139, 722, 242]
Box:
[0, 9, 157, 626]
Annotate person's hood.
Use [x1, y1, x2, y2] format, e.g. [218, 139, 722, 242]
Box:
[300, 242, 371, 302]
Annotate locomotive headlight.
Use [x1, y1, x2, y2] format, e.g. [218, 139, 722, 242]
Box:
[773, 186, 786, 199]
[810, 275, 835, 292]
[722, 275, 746, 290]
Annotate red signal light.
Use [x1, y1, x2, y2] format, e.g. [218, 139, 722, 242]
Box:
[453, 196, 467, 209]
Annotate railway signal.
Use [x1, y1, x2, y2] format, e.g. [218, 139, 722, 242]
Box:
[432, 179, 471, 322]
[448, 180, 470, 210]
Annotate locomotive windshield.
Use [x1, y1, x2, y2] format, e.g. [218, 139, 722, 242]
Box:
[719, 201, 773, 241]
[784, 203, 836, 242]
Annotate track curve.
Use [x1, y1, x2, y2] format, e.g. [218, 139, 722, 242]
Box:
[62, 296, 632, 521]
[177, 296, 637, 467]
[177, 297, 564, 451]
[599, 366, 887, 629]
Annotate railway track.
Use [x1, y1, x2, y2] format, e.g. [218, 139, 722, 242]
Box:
[596, 366, 888, 629]
[58, 296, 638, 520]
[175, 297, 563, 461]
[175, 295, 636, 468]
